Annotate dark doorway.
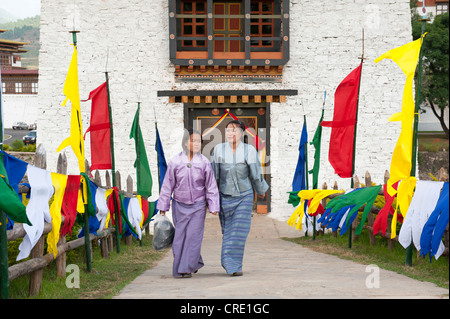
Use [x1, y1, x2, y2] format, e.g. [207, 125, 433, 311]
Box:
[185, 103, 271, 214]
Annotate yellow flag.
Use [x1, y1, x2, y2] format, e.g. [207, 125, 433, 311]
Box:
[287, 189, 344, 231]
[391, 176, 416, 238]
[47, 173, 68, 258]
[375, 35, 426, 197]
[57, 45, 85, 173]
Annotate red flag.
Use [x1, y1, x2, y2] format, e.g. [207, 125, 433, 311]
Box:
[60, 175, 81, 236]
[321, 63, 362, 178]
[83, 82, 112, 171]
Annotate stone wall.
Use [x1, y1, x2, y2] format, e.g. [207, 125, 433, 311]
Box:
[38, 0, 413, 221]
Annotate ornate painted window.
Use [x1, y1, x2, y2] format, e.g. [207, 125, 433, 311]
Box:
[169, 0, 289, 67]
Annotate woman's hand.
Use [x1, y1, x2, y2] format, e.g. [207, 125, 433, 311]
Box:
[257, 194, 265, 199]
[160, 211, 166, 216]
[210, 211, 218, 215]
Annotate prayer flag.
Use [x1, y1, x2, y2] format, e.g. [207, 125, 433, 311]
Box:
[130, 104, 152, 197]
[83, 82, 112, 171]
[375, 35, 426, 196]
[0, 157, 30, 226]
[57, 45, 86, 173]
[321, 63, 362, 178]
[47, 173, 68, 258]
[292, 121, 308, 192]
[309, 109, 325, 188]
[325, 185, 382, 236]
[155, 125, 168, 191]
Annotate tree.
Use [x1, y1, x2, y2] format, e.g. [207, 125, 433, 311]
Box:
[412, 12, 449, 138]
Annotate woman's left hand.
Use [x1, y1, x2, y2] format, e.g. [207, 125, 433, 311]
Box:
[257, 194, 265, 199]
[210, 211, 218, 215]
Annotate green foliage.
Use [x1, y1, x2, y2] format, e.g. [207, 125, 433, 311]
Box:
[10, 139, 24, 151]
[412, 13, 449, 136]
[5, 140, 37, 152]
[23, 144, 36, 152]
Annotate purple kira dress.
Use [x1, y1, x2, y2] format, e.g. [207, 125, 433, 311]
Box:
[156, 152, 220, 277]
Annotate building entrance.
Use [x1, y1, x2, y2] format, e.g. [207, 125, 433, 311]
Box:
[185, 103, 270, 213]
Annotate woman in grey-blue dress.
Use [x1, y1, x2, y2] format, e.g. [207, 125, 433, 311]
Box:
[211, 120, 268, 276]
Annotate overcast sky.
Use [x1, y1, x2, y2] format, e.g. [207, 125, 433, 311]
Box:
[1, 0, 41, 20]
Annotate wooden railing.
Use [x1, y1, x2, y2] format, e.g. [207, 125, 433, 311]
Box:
[4, 145, 151, 297]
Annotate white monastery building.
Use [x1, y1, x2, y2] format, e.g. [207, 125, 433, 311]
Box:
[38, 0, 414, 221]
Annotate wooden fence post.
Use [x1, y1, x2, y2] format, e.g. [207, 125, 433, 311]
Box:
[365, 171, 376, 246]
[55, 152, 67, 278]
[83, 160, 93, 273]
[104, 171, 114, 252]
[351, 175, 360, 244]
[383, 170, 396, 250]
[124, 175, 133, 245]
[29, 144, 46, 296]
[95, 171, 109, 259]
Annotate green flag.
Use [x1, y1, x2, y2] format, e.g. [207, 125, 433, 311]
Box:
[129, 104, 152, 198]
[308, 108, 324, 189]
[326, 185, 382, 235]
[0, 158, 31, 226]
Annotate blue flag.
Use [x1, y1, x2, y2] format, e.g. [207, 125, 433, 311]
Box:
[155, 125, 168, 190]
[292, 121, 308, 192]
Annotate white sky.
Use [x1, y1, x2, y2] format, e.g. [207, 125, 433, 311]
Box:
[0, 0, 41, 20]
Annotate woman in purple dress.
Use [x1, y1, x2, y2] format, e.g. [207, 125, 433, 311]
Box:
[157, 129, 220, 278]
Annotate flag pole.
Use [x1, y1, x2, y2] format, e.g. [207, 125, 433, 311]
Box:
[0, 65, 9, 298]
[301, 100, 310, 237]
[153, 105, 161, 192]
[69, 28, 92, 272]
[136, 103, 141, 193]
[104, 56, 121, 254]
[312, 92, 326, 240]
[405, 5, 428, 267]
[349, 28, 365, 249]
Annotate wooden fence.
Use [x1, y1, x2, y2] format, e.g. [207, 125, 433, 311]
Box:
[315, 167, 449, 261]
[4, 145, 151, 297]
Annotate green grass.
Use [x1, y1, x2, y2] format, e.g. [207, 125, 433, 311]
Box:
[283, 230, 449, 290]
[8, 234, 168, 299]
[418, 134, 449, 152]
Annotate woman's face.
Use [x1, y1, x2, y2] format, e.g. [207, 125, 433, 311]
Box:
[225, 123, 243, 144]
[185, 133, 202, 154]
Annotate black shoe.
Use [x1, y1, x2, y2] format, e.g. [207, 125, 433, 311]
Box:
[232, 271, 243, 276]
[181, 273, 192, 278]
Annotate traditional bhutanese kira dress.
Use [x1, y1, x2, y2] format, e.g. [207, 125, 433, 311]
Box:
[211, 142, 269, 274]
[157, 152, 220, 277]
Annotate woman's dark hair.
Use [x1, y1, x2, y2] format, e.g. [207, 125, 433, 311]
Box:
[226, 120, 248, 143]
[182, 128, 202, 153]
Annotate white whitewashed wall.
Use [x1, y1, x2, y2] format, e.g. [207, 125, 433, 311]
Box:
[38, 0, 413, 221]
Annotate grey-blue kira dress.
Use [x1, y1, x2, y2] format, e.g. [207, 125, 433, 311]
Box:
[211, 142, 268, 274]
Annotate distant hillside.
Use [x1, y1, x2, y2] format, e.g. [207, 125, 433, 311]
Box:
[0, 15, 40, 69]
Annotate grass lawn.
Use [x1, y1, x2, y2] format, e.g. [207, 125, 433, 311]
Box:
[283, 230, 449, 290]
[418, 133, 449, 152]
[8, 234, 168, 299]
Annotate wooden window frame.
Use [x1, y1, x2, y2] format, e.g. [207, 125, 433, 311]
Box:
[169, 0, 289, 66]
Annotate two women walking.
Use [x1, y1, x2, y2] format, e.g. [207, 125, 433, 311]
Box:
[156, 120, 268, 278]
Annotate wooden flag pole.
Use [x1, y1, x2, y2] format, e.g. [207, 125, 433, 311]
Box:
[153, 105, 162, 192]
[105, 64, 121, 254]
[69, 29, 92, 272]
[349, 28, 366, 249]
[405, 9, 429, 267]
[312, 92, 326, 240]
[0, 68, 9, 298]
